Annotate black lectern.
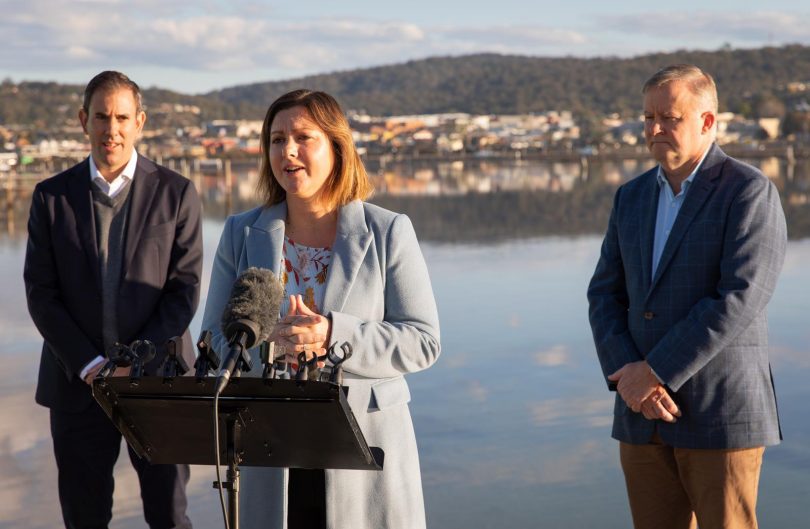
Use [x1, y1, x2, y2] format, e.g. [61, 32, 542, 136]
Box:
[93, 376, 382, 469]
[93, 376, 383, 528]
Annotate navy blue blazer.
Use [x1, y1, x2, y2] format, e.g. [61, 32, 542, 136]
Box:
[588, 144, 787, 449]
[24, 156, 203, 412]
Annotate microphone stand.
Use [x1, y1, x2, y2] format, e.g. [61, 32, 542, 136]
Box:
[212, 411, 246, 529]
[217, 340, 288, 529]
[213, 332, 254, 529]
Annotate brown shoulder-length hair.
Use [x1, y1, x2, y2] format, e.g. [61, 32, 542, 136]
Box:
[258, 89, 373, 208]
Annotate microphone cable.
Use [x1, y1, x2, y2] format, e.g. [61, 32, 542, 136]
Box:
[214, 391, 230, 529]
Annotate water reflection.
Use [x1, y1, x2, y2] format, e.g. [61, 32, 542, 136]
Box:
[369, 156, 810, 242]
[3, 156, 810, 243]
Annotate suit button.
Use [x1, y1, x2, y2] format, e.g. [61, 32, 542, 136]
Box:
[644, 311, 655, 320]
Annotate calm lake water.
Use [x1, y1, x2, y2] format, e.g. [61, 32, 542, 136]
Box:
[1, 156, 809, 528]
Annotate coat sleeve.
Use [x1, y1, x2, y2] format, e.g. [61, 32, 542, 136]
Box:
[587, 185, 644, 388]
[24, 185, 99, 379]
[132, 179, 203, 368]
[200, 214, 240, 358]
[329, 214, 441, 379]
[645, 176, 787, 391]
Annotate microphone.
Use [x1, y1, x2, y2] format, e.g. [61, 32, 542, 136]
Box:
[215, 267, 284, 395]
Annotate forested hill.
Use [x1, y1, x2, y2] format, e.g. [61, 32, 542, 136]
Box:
[2, 45, 809, 127]
[206, 45, 810, 117]
[0, 82, 255, 127]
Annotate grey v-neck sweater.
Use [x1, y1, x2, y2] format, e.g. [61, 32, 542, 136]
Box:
[91, 179, 134, 352]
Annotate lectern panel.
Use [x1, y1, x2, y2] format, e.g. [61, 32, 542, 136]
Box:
[93, 376, 383, 470]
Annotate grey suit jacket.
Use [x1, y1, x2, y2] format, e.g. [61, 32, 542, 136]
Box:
[200, 199, 440, 529]
[25, 156, 203, 411]
[588, 144, 787, 449]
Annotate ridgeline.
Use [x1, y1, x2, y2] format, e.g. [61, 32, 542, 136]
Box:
[2, 45, 810, 128]
[208, 45, 810, 118]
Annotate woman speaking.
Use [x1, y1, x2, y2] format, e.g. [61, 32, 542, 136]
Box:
[200, 89, 441, 529]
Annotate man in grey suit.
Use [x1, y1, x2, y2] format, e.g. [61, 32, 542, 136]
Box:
[588, 64, 786, 529]
[24, 71, 201, 528]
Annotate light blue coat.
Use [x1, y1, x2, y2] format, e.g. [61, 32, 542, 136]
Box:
[201, 199, 440, 528]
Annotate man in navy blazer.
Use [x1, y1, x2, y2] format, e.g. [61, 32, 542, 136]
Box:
[24, 71, 201, 528]
[588, 64, 786, 529]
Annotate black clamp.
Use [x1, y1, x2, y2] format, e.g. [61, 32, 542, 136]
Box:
[258, 341, 286, 381]
[194, 330, 220, 382]
[326, 342, 353, 385]
[97, 342, 136, 379]
[129, 340, 156, 385]
[295, 350, 327, 383]
[160, 336, 190, 383]
[294, 342, 353, 385]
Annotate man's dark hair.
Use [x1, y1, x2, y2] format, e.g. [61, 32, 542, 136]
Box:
[82, 71, 143, 113]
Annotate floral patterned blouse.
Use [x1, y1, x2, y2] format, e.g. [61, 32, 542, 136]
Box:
[280, 235, 332, 318]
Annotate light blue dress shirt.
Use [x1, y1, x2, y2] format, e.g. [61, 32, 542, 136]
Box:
[651, 149, 710, 279]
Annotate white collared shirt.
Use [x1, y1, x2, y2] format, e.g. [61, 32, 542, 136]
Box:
[89, 149, 139, 198]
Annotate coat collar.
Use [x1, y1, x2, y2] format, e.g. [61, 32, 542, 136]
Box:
[243, 200, 372, 314]
[646, 143, 726, 296]
[322, 200, 373, 313]
[638, 166, 658, 291]
[244, 202, 287, 276]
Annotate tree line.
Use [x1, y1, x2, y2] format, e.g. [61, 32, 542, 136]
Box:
[2, 45, 810, 130]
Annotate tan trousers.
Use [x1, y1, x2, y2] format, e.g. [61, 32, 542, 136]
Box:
[619, 432, 764, 529]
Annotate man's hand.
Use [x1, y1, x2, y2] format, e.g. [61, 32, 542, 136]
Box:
[83, 362, 104, 385]
[639, 386, 681, 423]
[607, 361, 660, 412]
[112, 365, 132, 378]
[83, 363, 133, 384]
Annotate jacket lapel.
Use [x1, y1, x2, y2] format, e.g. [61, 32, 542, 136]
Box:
[322, 200, 372, 314]
[123, 157, 159, 278]
[67, 159, 101, 290]
[648, 144, 724, 293]
[639, 170, 658, 291]
[245, 202, 286, 276]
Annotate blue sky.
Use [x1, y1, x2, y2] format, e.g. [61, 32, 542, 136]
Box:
[1, 0, 808, 94]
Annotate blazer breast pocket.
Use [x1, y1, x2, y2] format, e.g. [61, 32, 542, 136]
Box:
[680, 221, 723, 263]
[369, 377, 411, 412]
[128, 223, 173, 285]
[685, 220, 722, 242]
